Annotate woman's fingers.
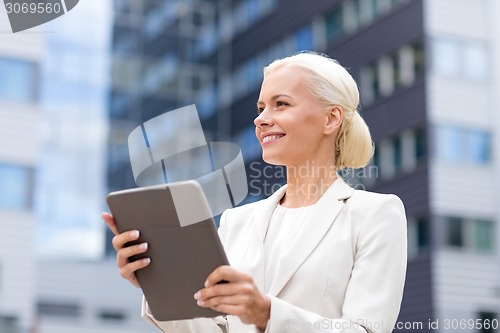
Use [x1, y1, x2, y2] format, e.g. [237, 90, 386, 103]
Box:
[101, 213, 149, 289]
[119, 258, 151, 289]
[196, 293, 248, 307]
[112, 230, 139, 252]
[194, 268, 271, 328]
[204, 265, 251, 287]
[116, 241, 148, 268]
[195, 280, 252, 301]
[102, 212, 119, 236]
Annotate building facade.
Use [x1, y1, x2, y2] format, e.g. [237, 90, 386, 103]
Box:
[0, 5, 43, 333]
[34, 260, 154, 333]
[108, 0, 500, 331]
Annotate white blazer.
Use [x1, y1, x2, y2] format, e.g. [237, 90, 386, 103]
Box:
[142, 177, 407, 333]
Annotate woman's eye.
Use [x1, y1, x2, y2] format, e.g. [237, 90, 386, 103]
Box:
[256, 107, 264, 115]
[276, 101, 288, 107]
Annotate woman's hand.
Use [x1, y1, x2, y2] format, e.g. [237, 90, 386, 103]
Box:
[102, 212, 151, 288]
[194, 265, 271, 330]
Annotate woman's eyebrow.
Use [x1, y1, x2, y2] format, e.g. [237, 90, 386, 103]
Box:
[257, 94, 293, 105]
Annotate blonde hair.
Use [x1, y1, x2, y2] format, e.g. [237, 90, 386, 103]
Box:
[263, 52, 373, 169]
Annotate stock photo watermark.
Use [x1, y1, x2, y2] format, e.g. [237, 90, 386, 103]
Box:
[248, 160, 379, 197]
[285, 318, 385, 332]
[3, 0, 80, 33]
[286, 317, 499, 332]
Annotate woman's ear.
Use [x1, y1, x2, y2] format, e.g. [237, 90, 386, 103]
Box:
[324, 105, 343, 135]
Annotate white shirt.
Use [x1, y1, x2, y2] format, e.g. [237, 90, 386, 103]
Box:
[263, 203, 316, 292]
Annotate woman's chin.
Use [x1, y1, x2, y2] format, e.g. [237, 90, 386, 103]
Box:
[262, 154, 286, 166]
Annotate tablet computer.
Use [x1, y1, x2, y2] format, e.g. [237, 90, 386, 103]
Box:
[106, 180, 229, 321]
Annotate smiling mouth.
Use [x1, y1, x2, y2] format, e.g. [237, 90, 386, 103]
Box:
[262, 134, 285, 143]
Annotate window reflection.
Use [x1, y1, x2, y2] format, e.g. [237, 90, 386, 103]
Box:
[0, 164, 31, 210]
[436, 126, 491, 165]
[0, 57, 37, 103]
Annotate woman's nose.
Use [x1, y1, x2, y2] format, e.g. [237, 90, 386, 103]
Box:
[254, 108, 273, 128]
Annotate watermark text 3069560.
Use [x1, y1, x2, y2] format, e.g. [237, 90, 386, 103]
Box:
[5, 1, 62, 14]
[2, 0, 80, 33]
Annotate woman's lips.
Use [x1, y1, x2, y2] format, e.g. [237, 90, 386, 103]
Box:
[262, 134, 285, 144]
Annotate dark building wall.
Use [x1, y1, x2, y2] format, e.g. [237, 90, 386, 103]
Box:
[327, 0, 424, 66]
[394, 253, 435, 333]
[231, 0, 342, 65]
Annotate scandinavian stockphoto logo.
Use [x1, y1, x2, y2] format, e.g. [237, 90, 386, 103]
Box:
[128, 105, 248, 225]
[3, 0, 79, 33]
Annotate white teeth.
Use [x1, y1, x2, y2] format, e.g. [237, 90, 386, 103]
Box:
[263, 135, 283, 143]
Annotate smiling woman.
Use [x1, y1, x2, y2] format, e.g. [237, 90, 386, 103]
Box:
[104, 51, 407, 333]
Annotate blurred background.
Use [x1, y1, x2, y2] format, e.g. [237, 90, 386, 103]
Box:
[0, 0, 499, 332]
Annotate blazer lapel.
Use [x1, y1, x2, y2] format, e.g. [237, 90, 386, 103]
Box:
[267, 177, 354, 296]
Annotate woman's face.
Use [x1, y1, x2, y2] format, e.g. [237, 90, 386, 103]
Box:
[255, 66, 338, 166]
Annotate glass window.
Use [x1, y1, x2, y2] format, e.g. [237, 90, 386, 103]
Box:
[392, 0, 411, 5]
[342, 0, 359, 33]
[358, 0, 377, 25]
[416, 217, 429, 250]
[110, 93, 130, 118]
[144, 4, 164, 40]
[474, 220, 494, 252]
[359, 66, 375, 105]
[245, 0, 260, 24]
[196, 85, 217, 119]
[436, 126, 464, 163]
[408, 217, 429, 258]
[192, 11, 203, 26]
[378, 56, 394, 96]
[99, 310, 126, 321]
[398, 46, 415, 86]
[361, 63, 379, 104]
[219, 9, 234, 43]
[415, 128, 427, 160]
[432, 38, 487, 81]
[432, 38, 460, 76]
[446, 217, 464, 248]
[408, 217, 429, 259]
[379, 139, 395, 179]
[464, 43, 488, 81]
[0, 57, 37, 103]
[436, 126, 491, 165]
[413, 42, 425, 76]
[325, 6, 343, 41]
[377, 0, 392, 14]
[393, 136, 402, 169]
[0, 164, 31, 210]
[244, 57, 260, 89]
[468, 130, 491, 164]
[0, 316, 19, 333]
[293, 25, 313, 52]
[372, 144, 380, 169]
[38, 302, 81, 318]
[233, 2, 249, 33]
[391, 52, 401, 88]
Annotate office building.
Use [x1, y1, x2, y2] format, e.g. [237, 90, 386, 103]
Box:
[34, 260, 154, 333]
[0, 5, 43, 332]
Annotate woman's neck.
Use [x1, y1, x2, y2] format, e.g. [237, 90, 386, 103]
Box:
[282, 160, 338, 208]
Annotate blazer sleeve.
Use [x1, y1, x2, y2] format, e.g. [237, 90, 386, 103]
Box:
[263, 194, 407, 333]
[140, 211, 231, 333]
